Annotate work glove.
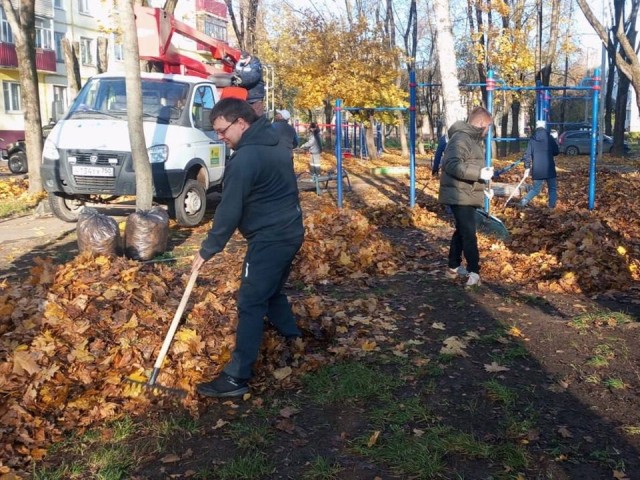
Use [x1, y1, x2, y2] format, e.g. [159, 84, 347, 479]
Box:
[479, 166, 494, 181]
[484, 188, 495, 200]
[523, 168, 530, 178]
[231, 74, 242, 86]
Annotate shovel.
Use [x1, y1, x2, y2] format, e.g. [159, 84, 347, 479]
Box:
[504, 168, 530, 208]
[125, 268, 199, 397]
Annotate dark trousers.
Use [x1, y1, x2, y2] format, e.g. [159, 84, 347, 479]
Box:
[448, 205, 480, 274]
[224, 239, 303, 379]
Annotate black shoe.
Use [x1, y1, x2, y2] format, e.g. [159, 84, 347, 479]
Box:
[196, 373, 249, 398]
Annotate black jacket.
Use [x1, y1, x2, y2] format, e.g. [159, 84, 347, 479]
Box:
[199, 116, 304, 260]
[524, 127, 559, 180]
[272, 120, 299, 150]
[438, 121, 486, 207]
[234, 56, 266, 103]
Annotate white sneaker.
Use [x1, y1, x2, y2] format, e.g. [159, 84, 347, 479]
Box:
[445, 265, 468, 279]
[465, 272, 481, 287]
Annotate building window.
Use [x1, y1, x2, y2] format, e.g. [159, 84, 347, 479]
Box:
[52, 85, 67, 121]
[3, 82, 21, 112]
[54, 0, 64, 9]
[78, 0, 90, 15]
[203, 17, 226, 42]
[0, 8, 13, 44]
[35, 17, 53, 50]
[80, 37, 94, 65]
[54, 32, 65, 62]
[113, 42, 124, 61]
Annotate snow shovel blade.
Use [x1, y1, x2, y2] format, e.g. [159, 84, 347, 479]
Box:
[475, 208, 509, 240]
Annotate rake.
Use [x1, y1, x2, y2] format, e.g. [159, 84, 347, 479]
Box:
[125, 268, 199, 397]
[475, 179, 509, 240]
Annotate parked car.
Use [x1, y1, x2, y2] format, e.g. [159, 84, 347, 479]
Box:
[558, 130, 630, 155]
[1, 123, 56, 174]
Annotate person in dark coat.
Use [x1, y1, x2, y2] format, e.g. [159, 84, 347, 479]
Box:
[191, 98, 304, 398]
[432, 133, 448, 176]
[272, 109, 299, 154]
[232, 51, 266, 116]
[438, 106, 494, 287]
[520, 120, 559, 208]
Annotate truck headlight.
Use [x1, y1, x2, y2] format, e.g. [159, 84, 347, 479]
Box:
[148, 144, 169, 163]
[42, 138, 59, 160]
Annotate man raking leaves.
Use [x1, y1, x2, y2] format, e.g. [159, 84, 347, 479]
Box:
[191, 98, 305, 398]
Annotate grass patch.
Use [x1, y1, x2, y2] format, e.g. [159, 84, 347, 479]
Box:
[303, 361, 403, 405]
[302, 455, 343, 480]
[569, 310, 634, 331]
[210, 451, 274, 480]
[491, 344, 530, 364]
[227, 420, 274, 450]
[603, 378, 626, 390]
[86, 444, 136, 479]
[369, 396, 434, 427]
[483, 380, 518, 407]
[353, 424, 528, 479]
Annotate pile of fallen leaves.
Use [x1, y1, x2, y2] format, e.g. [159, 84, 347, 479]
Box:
[0, 204, 405, 473]
[0, 177, 29, 199]
[293, 203, 400, 283]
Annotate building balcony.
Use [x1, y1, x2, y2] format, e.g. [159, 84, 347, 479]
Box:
[195, 0, 228, 18]
[0, 43, 57, 73]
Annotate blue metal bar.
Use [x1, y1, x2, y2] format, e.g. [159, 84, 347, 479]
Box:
[484, 70, 495, 213]
[588, 69, 601, 210]
[409, 70, 417, 208]
[335, 99, 343, 208]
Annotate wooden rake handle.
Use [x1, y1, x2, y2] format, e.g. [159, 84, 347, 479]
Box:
[152, 269, 199, 371]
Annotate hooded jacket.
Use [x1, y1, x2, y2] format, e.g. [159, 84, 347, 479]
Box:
[524, 127, 559, 180]
[199, 116, 304, 260]
[438, 121, 487, 207]
[272, 119, 299, 150]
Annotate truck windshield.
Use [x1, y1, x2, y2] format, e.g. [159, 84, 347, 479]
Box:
[66, 78, 190, 122]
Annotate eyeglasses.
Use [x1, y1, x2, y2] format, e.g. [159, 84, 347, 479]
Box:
[214, 119, 238, 137]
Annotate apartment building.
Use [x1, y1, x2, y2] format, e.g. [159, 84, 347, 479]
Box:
[0, 0, 231, 150]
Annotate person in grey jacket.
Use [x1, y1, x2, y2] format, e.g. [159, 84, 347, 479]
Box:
[520, 120, 559, 208]
[300, 122, 323, 174]
[438, 106, 494, 287]
[191, 98, 304, 398]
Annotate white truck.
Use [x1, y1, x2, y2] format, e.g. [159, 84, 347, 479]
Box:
[40, 6, 246, 227]
[41, 72, 226, 226]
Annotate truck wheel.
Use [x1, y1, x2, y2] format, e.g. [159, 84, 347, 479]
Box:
[8, 151, 27, 174]
[171, 179, 206, 227]
[49, 193, 85, 222]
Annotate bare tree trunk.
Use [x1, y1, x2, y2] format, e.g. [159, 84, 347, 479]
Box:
[537, 0, 561, 85]
[163, 0, 178, 14]
[97, 36, 109, 74]
[62, 39, 82, 99]
[1, 0, 43, 193]
[510, 101, 521, 154]
[433, 0, 466, 128]
[121, 0, 153, 211]
[366, 113, 378, 160]
[225, 0, 261, 52]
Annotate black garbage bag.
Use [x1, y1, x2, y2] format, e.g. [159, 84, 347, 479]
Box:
[76, 207, 121, 257]
[124, 207, 170, 261]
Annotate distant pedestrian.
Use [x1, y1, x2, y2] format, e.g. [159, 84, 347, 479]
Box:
[432, 133, 448, 176]
[299, 122, 323, 174]
[438, 106, 494, 287]
[520, 120, 559, 209]
[272, 109, 299, 153]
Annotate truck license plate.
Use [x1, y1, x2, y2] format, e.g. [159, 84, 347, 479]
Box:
[72, 165, 114, 177]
